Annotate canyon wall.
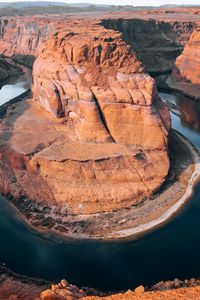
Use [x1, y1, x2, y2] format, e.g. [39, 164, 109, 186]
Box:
[0, 17, 61, 66]
[102, 19, 196, 75]
[167, 29, 200, 100]
[0, 14, 198, 73]
[1, 8, 200, 232]
[175, 29, 200, 84]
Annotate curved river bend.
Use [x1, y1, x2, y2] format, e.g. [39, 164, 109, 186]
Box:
[0, 84, 200, 291]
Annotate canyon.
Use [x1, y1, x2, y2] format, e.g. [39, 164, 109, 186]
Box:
[0, 5, 200, 300]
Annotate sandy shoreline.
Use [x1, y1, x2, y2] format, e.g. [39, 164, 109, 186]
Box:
[107, 130, 200, 239]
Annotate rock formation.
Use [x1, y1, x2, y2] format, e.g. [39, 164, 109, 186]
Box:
[176, 29, 200, 84]
[0, 265, 50, 300]
[102, 19, 194, 75]
[167, 29, 200, 100]
[39, 280, 86, 300]
[0, 20, 171, 228]
[0, 8, 199, 71]
[30, 25, 170, 215]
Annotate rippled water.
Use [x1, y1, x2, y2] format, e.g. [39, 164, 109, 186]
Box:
[0, 90, 200, 291]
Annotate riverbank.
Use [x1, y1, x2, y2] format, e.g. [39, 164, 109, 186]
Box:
[107, 130, 200, 239]
[0, 264, 50, 300]
[166, 76, 200, 101]
[2, 126, 199, 241]
[2, 265, 200, 300]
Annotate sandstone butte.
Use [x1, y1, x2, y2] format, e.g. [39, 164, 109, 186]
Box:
[0, 19, 170, 217]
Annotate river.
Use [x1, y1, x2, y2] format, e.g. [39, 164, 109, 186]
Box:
[0, 85, 200, 291]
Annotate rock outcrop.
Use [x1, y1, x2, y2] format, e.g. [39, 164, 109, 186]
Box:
[3, 271, 200, 300]
[0, 21, 170, 228]
[167, 29, 200, 100]
[29, 25, 170, 215]
[39, 280, 86, 300]
[82, 286, 200, 300]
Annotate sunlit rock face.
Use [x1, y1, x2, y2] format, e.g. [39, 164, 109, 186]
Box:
[174, 29, 200, 84]
[167, 29, 200, 100]
[28, 24, 170, 214]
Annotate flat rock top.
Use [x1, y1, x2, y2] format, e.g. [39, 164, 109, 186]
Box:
[0, 99, 68, 156]
[105, 8, 200, 23]
[35, 141, 138, 162]
[1, 99, 139, 161]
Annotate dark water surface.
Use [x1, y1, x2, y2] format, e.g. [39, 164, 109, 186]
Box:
[0, 91, 200, 291]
